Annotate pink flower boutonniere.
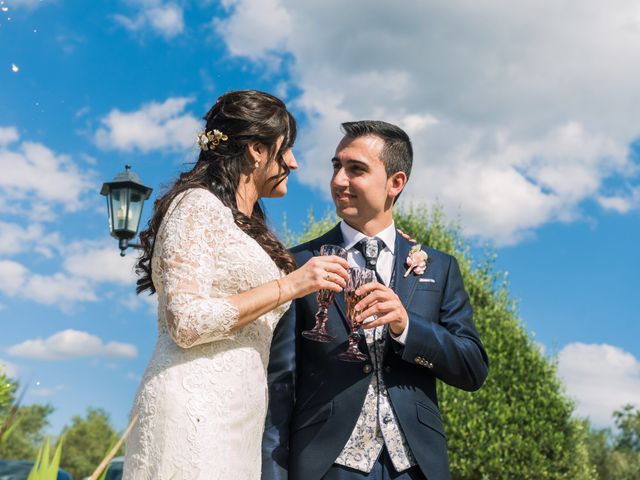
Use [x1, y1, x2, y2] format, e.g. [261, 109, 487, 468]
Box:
[404, 244, 428, 277]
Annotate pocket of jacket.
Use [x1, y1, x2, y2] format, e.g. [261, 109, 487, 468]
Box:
[414, 281, 442, 292]
[291, 401, 333, 432]
[416, 402, 445, 437]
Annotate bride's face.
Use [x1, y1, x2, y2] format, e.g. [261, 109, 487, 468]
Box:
[258, 137, 298, 198]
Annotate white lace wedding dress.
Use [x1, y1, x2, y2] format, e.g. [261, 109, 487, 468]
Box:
[123, 188, 290, 480]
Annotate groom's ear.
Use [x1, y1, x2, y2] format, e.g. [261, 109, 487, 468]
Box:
[387, 171, 408, 201]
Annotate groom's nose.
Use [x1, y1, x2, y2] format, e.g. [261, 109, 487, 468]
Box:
[331, 166, 349, 187]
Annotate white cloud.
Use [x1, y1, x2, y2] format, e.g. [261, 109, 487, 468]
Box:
[558, 343, 640, 427]
[0, 127, 19, 146]
[0, 240, 139, 309]
[0, 221, 62, 258]
[120, 292, 157, 313]
[0, 259, 97, 309]
[31, 384, 65, 397]
[0, 260, 29, 297]
[213, 0, 291, 61]
[7, 329, 138, 360]
[216, 0, 640, 243]
[63, 243, 137, 284]
[23, 273, 98, 306]
[95, 97, 201, 153]
[7, 0, 52, 9]
[597, 187, 640, 214]
[114, 1, 184, 39]
[0, 130, 95, 220]
[0, 358, 19, 378]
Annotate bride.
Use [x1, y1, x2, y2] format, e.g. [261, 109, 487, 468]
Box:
[123, 90, 349, 479]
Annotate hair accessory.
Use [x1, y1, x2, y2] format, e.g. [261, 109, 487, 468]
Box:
[196, 129, 228, 151]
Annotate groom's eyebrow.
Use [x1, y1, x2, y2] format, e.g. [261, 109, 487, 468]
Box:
[331, 157, 369, 169]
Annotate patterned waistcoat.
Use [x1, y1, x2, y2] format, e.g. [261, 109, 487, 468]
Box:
[335, 264, 416, 473]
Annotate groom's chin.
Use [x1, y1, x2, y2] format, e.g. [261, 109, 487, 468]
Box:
[334, 205, 355, 222]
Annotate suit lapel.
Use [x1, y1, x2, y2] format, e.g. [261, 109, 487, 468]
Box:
[393, 233, 419, 306]
[380, 233, 419, 358]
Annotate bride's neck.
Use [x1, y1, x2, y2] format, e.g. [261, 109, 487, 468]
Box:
[236, 175, 259, 217]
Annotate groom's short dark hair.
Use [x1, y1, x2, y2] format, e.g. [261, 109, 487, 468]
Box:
[341, 120, 413, 181]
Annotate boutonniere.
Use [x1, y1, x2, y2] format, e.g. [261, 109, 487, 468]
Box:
[404, 244, 428, 277]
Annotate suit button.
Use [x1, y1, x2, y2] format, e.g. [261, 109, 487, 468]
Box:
[383, 414, 392, 424]
[384, 365, 391, 373]
[363, 364, 372, 374]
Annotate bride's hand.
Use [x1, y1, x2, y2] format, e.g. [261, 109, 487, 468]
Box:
[281, 255, 350, 299]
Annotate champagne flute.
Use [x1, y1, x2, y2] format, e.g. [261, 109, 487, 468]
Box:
[338, 267, 376, 362]
[301, 244, 348, 342]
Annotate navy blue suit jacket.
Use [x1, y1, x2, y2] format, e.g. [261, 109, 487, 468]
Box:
[262, 225, 489, 480]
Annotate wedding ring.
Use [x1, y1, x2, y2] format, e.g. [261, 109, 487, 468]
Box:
[324, 273, 331, 281]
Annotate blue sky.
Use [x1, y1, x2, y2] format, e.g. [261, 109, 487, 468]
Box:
[1, 0, 639, 435]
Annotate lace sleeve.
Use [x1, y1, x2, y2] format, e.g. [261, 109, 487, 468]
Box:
[158, 189, 240, 348]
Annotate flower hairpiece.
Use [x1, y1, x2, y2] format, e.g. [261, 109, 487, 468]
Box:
[196, 129, 228, 151]
[404, 244, 428, 277]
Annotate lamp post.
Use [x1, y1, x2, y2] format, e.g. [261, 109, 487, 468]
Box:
[100, 165, 153, 256]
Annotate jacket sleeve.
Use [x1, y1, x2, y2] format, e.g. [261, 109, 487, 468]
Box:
[396, 255, 489, 391]
[262, 301, 298, 479]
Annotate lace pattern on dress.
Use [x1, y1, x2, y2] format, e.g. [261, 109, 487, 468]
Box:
[123, 188, 290, 480]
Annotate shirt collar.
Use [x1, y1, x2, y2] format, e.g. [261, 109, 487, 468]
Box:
[340, 220, 396, 254]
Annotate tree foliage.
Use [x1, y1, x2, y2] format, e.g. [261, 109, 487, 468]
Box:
[59, 407, 123, 480]
[293, 206, 595, 478]
[0, 370, 14, 413]
[0, 372, 54, 461]
[0, 403, 54, 460]
[587, 405, 640, 480]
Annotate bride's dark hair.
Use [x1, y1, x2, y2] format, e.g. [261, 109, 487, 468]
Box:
[136, 90, 297, 295]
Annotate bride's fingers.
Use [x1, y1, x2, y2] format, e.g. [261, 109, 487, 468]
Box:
[320, 257, 350, 281]
[322, 271, 347, 289]
[322, 274, 345, 291]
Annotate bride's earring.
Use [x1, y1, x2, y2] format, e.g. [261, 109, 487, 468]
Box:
[254, 161, 260, 169]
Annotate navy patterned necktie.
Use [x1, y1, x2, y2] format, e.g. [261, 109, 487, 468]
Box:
[355, 237, 385, 273]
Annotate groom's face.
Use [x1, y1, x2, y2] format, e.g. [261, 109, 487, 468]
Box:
[331, 134, 392, 227]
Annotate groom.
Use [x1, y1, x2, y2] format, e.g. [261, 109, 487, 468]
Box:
[263, 121, 489, 480]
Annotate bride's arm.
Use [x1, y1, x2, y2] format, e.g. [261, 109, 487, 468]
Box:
[159, 189, 347, 348]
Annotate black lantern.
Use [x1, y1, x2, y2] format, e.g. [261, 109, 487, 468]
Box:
[100, 165, 152, 256]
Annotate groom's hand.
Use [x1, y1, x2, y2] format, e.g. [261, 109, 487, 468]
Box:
[354, 283, 408, 335]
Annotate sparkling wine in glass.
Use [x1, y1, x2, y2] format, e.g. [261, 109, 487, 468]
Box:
[338, 267, 376, 362]
[302, 244, 348, 343]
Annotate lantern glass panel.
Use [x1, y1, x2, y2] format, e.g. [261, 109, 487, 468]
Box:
[127, 190, 145, 234]
[111, 188, 134, 233]
[106, 192, 115, 236]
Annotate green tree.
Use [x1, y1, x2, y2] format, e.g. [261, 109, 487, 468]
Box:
[587, 405, 640, 480]
[0, 370, 14, 412]
[293, 206, 595, 479]
[614, 404, 640, 452]
[0, 403, 54, 460]
[0, 369, 54, 460]
[59, 407, 123, 480]
[0, 370, 18, 446]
